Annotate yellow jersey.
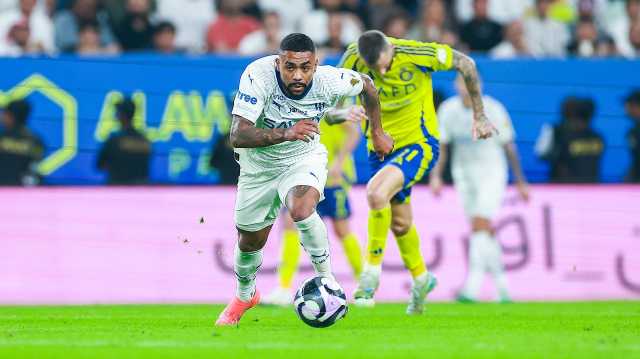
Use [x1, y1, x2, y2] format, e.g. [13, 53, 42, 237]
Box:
[320, 120, 357, 186]
[338, 38, 453, 151]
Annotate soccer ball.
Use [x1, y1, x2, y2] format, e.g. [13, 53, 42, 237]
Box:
[293, 276, 348, 328]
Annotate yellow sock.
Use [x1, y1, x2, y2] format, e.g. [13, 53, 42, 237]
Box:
[367, 206, 391, 266]
[395, 225, 427, 278]
[277, 229, 301, 288]
[341, 233, 363, 278]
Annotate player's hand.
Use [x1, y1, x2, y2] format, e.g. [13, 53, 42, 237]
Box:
[371, 130, 394, 160]
[285, 119, 320, 142]
[430, 175, 443, 197]
[472, 114, 499, 140]
[344, 105, 367, 123]
[517, 181, 530, 203]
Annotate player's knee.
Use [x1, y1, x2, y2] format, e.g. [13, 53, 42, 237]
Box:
[366, 188, 388, 210]
[391, 219, 411, 237]
[289, 206, 315, 223]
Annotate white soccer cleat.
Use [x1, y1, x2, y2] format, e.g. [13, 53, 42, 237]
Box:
[353, 265, 381, 307]
[406, 272, 438, 315]
[261, 287, 293, 307]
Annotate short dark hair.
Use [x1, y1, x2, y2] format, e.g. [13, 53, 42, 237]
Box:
[5, 99, 31, 126]
[358, 30, 388, 66]
[154, 21, 176, 35]
[116, 98, 136, 121]
[279, 33, 315, 53]
[562, 96, 595, 123]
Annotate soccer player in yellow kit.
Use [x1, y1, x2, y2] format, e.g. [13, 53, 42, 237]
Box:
[339, 30, 498, 314]
[264, 112, 366, 305]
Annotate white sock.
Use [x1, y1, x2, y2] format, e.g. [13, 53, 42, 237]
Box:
[234, 244, 263, 302]
[294, 211, 333, 279]
[413, 271, 429, 285]
[486, 235, 510, 300]
[461, 231, 490, 299]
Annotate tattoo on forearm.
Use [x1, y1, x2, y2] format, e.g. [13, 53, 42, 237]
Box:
[230, 116, 287, 148]
[453, 50, 485, 119]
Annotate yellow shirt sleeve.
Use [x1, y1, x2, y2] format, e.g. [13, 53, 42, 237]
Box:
[390, 38, 453, 72]
[338, 43, 358, 70]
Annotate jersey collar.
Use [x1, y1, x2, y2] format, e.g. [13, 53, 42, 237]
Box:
[275, 69, 313, 100]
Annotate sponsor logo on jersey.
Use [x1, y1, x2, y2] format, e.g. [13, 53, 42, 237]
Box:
[314, 103, 327, 112]
[264, 118, 296, 129]
[288, 106, 308, 116]
[237, 91, 258, 105]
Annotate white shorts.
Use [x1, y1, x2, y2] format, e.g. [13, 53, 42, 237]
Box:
[453, 169, 507, 220]
[234, 147, 328, 232]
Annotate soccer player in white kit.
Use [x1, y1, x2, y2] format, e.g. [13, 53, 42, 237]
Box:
[429, 75, 529, 303]
[215, 33, 393, 326]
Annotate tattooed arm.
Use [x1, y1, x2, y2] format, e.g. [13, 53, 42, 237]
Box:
[229, 115, 320, 148]
[452, 49, 497, 140]
[360, 74, 394, 158]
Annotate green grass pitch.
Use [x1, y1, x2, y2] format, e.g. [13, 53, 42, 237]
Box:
[0, 302, 638, 359]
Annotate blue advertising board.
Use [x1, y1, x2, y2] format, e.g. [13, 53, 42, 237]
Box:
[1, 54, 638, 184]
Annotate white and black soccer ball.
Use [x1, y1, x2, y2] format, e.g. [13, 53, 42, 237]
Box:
[294, 276, 348, 328]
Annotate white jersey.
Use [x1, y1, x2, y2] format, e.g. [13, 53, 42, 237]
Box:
[232, 55, 364, 171]
[438, 96, 514, 177]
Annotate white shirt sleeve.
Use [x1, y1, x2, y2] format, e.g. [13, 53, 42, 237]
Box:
[324, 67, 364, 103]
[231, 66, 268, 124]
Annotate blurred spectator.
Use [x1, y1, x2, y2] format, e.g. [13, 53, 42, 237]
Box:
[535, 97, 604, 183]
[382, 9, 411, 39]
[154, 0, 215, 53]
[607, 0, 640, 58]
[76, 20, 117, 55]
[206, 0, 260, 53]
[490, 20, 530, 58]
[567, 17, 617, 57]
[0, 0, 54, 55]
[114, 0, 154, 51]
[342, 0, 370, 29]
[625, 89, 640, 182]
[574, 0, 609, 29]
[54, 0, 118, 53]
[523, 0, 570, 57]
[103, 0, 155, 26]
[408, 0, 458, 45]
[209, 134, 239, 185]
[238, 11, 283, 55]
[256, 0, 312, 34]
[460, 0, 504, 52]
[319, 12, 349, 54]
[238, 0, 263, 20]
[152, 20, 180, 54]
[456, 0, 532, 24]
[0, 99, 45, 186]
[97, 98, 151, 185]
[301, 0, 362, 46]
[366, 0, 397, 30]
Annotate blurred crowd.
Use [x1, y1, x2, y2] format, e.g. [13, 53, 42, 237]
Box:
[1, 0, 640, 58]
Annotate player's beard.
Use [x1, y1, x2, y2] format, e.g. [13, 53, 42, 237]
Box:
[287, 82, 307, 95]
